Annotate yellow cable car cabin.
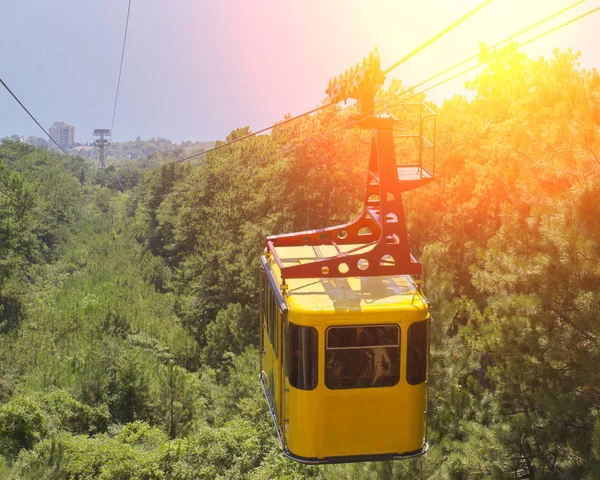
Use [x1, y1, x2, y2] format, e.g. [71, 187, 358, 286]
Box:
[260, 247, 430, 463]
[260, 49, 436, 464]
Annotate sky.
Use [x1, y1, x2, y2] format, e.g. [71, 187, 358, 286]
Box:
[1, 0, 599, 144]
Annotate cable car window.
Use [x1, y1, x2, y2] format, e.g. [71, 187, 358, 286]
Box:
[267, 290, 278, 358]
[325, 325, 400, 390]
[260, 270, 266, 325]
[407, 319, 428, 385]
[286, 322, 318, 390]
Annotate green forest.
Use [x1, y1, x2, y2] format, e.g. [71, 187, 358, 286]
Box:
[1, 48, 599, 479]
[70, 138, 215, 166]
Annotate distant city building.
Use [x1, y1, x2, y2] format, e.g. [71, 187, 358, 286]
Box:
[49, 121, 75, 149]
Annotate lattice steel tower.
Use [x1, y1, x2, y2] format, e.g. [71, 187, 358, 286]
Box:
[93, 129, 110, 169]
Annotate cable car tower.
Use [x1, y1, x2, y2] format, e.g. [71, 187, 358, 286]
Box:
[94, 128, 110, 170]
[266, 49, 436, 281]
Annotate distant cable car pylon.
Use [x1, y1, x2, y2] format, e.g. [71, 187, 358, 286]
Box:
[93, 129, 110, 170]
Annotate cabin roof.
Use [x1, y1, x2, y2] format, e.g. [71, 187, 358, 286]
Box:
[267, 245, 428, 314]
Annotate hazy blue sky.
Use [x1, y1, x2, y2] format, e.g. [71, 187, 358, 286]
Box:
[1, 0, 599, 144]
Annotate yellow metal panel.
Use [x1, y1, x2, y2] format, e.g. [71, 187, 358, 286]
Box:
[265, 247, 429, 460]
[283, 314, 427, 459]
[323, 386, 410, 456]
[285, 380, 322, 459]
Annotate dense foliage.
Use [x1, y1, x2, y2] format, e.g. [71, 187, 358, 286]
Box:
[1, 48, 599, 478]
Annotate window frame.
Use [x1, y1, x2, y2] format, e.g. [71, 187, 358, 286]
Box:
[325, 324, 401, 390]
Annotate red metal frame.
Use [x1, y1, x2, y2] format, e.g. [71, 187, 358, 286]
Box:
[266, 105, 435, 280]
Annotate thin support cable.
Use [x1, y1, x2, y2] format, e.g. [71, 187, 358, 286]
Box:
[383, 0, 495, 75]
[174, 103, 333, 164]
[144, 2, 600, 200]
[110, 0, 132, 136]
[106, 0, 132, 191]
[0, 78, 71, 157]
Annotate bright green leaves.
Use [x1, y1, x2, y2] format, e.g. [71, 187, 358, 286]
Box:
[0, 396, 48, 457]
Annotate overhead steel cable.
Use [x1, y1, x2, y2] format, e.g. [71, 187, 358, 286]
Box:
[301, 4, 600, 177]
[105, 0, 132, 191]
[377, 0, 588, 111]
[383, 0, 495, 75]
[152, 2, 600, 200]
[291, 3, 600, 162]
[168, 1, 494, 167]
[383, 4, 600, 113]
[196, 3, 600, 187]
[110, 0, 132, 137]
[173, 103, 333, 164]
[0, 80, 76, 220]
[0, 78, 71, 157]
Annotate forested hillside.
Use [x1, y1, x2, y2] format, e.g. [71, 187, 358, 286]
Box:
[72, 138, 215, 167]
[1, 48, 599, 479]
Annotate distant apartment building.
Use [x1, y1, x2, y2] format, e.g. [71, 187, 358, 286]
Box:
[49, 121, 75, 149]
